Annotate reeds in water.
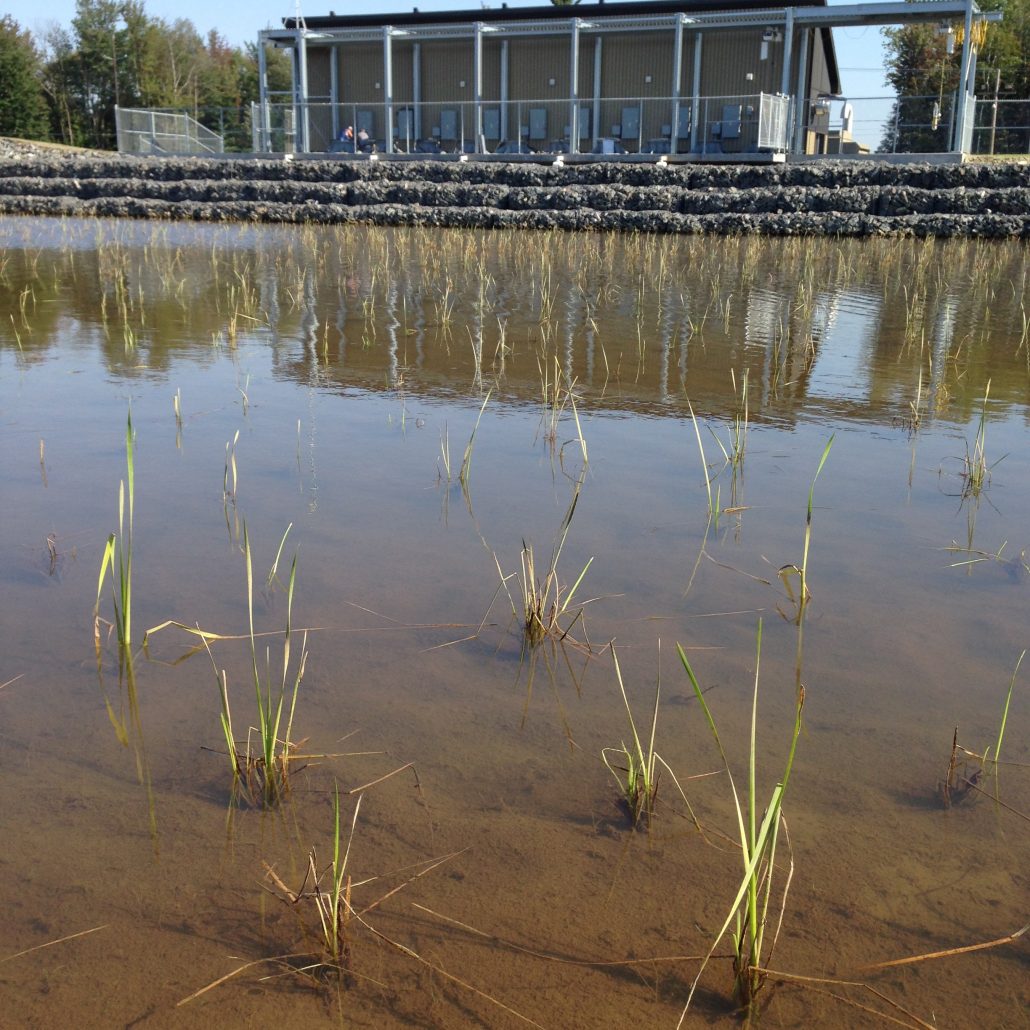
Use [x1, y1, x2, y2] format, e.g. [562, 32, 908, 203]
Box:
[677, 621, 804, 1022]
[95, 409, 135, 652]
[206, 524, 308, 807]
[499, 486, 594, 649]
[961, 380, 1004, 500]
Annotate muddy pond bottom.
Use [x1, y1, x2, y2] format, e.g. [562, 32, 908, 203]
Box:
[0, 218, 1027, 1028]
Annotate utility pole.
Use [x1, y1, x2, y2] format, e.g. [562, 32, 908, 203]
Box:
[988, 66, 1001, 155]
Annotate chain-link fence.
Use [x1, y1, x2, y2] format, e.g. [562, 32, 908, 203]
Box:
[253, 93, 791, 157]
[114, 107, 224, 156]
[971, 98, 1030, 155]
[117, 95, 1029, 158]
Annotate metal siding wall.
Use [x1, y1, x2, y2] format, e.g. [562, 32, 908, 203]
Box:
[700, 30, 779, 97]
[508, 36, 571, 145]
[417, 41, 475, 146]
[483, 39, 502, 100]
[308, 50, 331, 99]
[420, 41, 474, 102]
[339, 44, 383, 104]
[598, 30, 677, 142]
[307, 49, 332, 149]
[303, 21, 824, 152]
[509, 36, 569, 98]
[392, 42, 414, 103]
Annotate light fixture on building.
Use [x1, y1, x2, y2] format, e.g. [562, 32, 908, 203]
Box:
[938, 22, 956, 54]
[760, 27, 782, 61]
[644, 74, 652, 84]
[548, 77, 556, 87]
[459, 79, 466, 88]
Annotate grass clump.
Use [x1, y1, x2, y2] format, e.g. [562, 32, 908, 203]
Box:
[939, 648, 1025, 809]
[961, 380, 1005, 500]
[677, 620, 804, 1022]
[205, 523, 308, 808]
[264, 785, 360, 978]
[498, 486, 593, 650]
[602, 645, 662, 828]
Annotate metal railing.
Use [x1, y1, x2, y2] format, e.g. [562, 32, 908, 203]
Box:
[114, 107, 224, 156]
[972, 98, 1030, 155]
[255, 93, 792, 156]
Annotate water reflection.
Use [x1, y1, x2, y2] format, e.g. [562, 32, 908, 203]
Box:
[2, 218, 1026, 427]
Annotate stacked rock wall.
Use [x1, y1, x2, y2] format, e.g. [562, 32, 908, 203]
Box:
[0, 153, 1027, 237]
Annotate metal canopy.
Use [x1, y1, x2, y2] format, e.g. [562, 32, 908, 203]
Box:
[268, 0, 997, 44]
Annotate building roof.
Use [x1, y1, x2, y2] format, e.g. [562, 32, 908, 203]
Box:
[281, 0, 840, 93]
[286, 0, 831, 33]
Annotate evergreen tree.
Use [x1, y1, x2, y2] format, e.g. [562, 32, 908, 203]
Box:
[0, 16, 51, 140]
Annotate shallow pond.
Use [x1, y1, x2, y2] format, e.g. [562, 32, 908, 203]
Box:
[1, 219, 1027, 1028]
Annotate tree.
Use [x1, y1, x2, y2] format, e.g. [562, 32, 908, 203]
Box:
[0, 16, 51, 140]
[69, 0, 136, 147]
[881, 0, 1030, 153]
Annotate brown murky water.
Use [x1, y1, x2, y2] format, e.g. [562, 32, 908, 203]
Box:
[1, 219, 1027, 1028]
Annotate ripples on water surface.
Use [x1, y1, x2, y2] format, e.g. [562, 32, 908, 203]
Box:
[1, 218, 1027, 1028]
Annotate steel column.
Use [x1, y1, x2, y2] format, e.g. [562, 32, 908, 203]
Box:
[952, 0, 975, 151]
[690, 33, 702, 151]
[296, 28, 310, 152]
[500, 39, 509, 141]
[383, 26, 394, 154]
[570, 19, 581, 154]
[671, 13, 685, 154]
[257, 38, 270, 151]
[780, 7, 794, 96]
[592, 36, 602, 149]
[474, 22, 484, 151]
[330, 44, 339, 140]
[413, 43, 421, 141]
[791, 26, 810, 153]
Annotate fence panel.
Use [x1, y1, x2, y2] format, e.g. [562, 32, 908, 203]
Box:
[115, 107, 224, 156]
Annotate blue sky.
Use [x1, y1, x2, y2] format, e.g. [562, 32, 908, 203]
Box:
[8, 0, 894, 143]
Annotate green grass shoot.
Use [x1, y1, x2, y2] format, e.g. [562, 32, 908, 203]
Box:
[459, 390, 491, 492]
[203, 523, 308, 807]
[687, 395, 719, 522]
[95, 408, 135, 652]
[778, 435, 834, 619]
[962, 380, 1006, 499]
[498, 484, 593, 649]
[602, 644, 661, 827]
[677, 620, 805, 1022]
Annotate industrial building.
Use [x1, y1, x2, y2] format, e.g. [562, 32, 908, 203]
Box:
[256, 0, 998, 157]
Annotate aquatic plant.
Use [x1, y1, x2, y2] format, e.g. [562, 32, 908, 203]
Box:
[497, 483, 593, 650]
[601, 645, 668, 828]
[939, 649, 1025, 809]
[95, 409, 135, 652]
[778, 435, 834, 619]
[961, 380, 1004, 500]
[703, 368, 751, 472]
[205, 523, 307, 807]
[438, 422, 452, 484]
[677, 621, 804, 1022]
[262, 785, 360, 976]
[686, 396, 719, 521]
[458, 391, 491, 494]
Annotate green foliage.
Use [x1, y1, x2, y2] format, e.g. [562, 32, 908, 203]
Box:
[0, 17, 50, 140]
[881, 0, 1030, 153]
[26, 0, 280, 150]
